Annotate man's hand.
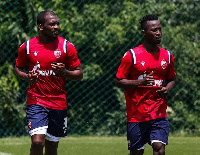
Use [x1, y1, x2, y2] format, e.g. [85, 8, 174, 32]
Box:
[27, 70, 38, 83]
[156, 87, 169, 98]
[144, 71, 154, 86]
[51, 62, 66, 76]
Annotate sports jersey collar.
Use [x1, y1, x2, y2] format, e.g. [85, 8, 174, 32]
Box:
[36, 35, 59, 45]
[140, 44, 161, 54]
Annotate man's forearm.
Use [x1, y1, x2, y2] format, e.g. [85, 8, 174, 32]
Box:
[63, 69, 83, 81]
[14, 67, 28, 81]
[116, 78, 145, 89]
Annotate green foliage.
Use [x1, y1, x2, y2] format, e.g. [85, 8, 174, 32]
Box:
[82, 63, 103, 80]
[0, 62, 26, 137]
[0, 0, 199, 136]
[99, 87, 126, 136]
[162, 18, 200, 134]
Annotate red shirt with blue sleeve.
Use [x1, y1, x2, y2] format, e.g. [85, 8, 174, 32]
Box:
[116, 44, 176, 122]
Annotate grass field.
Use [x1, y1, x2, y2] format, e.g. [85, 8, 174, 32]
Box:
[0, 136, 199, 155]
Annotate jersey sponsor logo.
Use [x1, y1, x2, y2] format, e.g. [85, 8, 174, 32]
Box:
[33, 61, 40, 73]
[154, 80, 163, 86]
[38, 70, 56, 76]
[161, 59, 167, 69]
[138, 73, 163, 86]
[33, 61, 55, 76]
[138, 72, 147, 80]
[54, 50, 61, 58]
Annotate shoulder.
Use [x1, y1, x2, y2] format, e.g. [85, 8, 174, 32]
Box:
[121, 50, 134, 64]
[20, 37, 38, 54]
[18, 42, 26, 54]
[127, 44, 144, 64]
[158, 46, 175, 63]
[65, 40, 77, 55]
[67, 41, 75, 48]
[27, 36, 38, 44]
[133, 44, 144, 51]
[57, 36, 66, 42]
[158, 46, 172, 54]
[159, 46, 174, 56]
[130, 44, 145, 56]
[57, 36, 75, 48]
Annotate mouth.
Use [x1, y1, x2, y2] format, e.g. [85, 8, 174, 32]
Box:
[53, 31, 59, 35]
[156, 37, 161, 40]
[155, 38, 161, 42]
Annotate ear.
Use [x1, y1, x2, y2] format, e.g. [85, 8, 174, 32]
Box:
[38, 24, 43, 31]
[142, 30, 145, 36]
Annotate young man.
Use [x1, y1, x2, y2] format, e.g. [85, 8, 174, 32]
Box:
[15, 11, 83, 155]
[116, 14, 176, 155]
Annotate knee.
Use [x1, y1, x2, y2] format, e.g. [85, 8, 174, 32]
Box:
[152, 142, 165, 155]
[32, 139, 45, 148]
[31, 135, 45, 147]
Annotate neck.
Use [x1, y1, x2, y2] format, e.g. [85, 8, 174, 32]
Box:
[39, 34, 57, 44]
[143, 42, 159, 54]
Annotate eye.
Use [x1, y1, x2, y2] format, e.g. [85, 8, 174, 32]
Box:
[49, 23, 54, 26]
[49, 22, 59, 26]
[152, 28, 157, 32]
[152, 28, 161, 32]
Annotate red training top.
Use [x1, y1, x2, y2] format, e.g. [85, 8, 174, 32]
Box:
[16, 36, 81, 110]
[116, 44, 176, 122]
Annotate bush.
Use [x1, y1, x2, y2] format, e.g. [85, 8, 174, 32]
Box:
[0, 62, 26, 137]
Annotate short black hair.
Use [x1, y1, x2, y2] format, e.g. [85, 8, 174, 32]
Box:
[37, 10, 57, 25]
[140, 14, 158, 30]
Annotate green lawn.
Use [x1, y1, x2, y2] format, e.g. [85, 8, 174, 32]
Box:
[0, 136, 199, 155]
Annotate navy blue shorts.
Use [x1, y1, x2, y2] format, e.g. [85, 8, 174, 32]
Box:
[26, 104, 67, 139]
[127, 118, 169, 151]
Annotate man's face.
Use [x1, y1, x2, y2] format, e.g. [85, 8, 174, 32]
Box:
[143, 20, 162, 44]
[40, 14, 60, 38]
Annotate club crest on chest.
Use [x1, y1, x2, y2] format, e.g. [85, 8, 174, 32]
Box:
[161, 59, 167, 69]
[54, 50, 62, 58]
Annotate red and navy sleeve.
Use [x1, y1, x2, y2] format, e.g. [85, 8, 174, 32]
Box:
[165, 52, 176, 80]
[15, 42, 28, 69]
[116, 51, 133, 79]
[66, 41, 81, 69]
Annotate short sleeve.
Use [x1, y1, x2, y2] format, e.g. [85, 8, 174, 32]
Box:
[15, 42, 28, 68]
[116, 51, 133, 79]
[66, 41, 81, 69]
[165, 52, 176, 80]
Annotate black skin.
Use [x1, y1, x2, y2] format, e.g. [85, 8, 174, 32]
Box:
[116, 20, 175, 155]
[14, 13, 83, 155]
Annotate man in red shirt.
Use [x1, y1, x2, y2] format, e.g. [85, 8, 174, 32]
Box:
[15, 10, 83, 155]
[116, 14, 176, 155]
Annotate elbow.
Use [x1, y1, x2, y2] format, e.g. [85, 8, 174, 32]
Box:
[14, 66, 20, 76]
[115, 80, 120, 88]
[72, 71, 83, 81]
[115, 79, 123, 88]
[78, 72, 83, 80]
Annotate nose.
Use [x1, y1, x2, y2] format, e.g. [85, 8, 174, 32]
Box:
[156, 30, 162, 35]
[54, 24, 59, 29]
